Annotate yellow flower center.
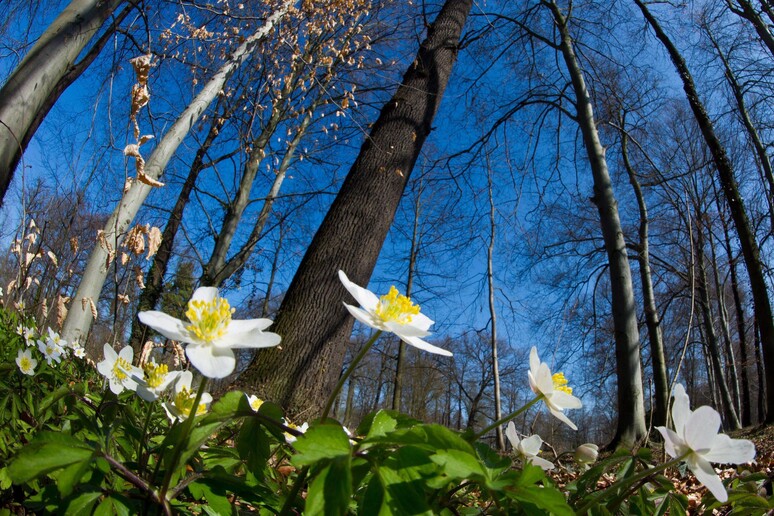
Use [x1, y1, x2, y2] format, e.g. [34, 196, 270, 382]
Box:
[375, 286, 420, 325]
[20, 357, 32, 371]
[113, 356, 132, 381]
[174, 386, 208, 418]
[552, 372, 573, 395]
[185, 297, 234, 343]
[144, 362, 169, 389]
[250, 397, 264, 411]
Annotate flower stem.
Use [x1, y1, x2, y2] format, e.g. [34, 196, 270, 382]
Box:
[321, 330, 382, 420]
[158, 377, 208, 503]
[574, 453, 688, 515]
[472, 395, 542, 441]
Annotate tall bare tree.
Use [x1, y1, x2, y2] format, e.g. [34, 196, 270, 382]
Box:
[234, 0, 475, 417]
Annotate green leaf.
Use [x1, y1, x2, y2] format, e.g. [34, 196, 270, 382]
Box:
[64, 490, 103, 515]
[292, 422, 351, 467]
[93, 494, 132, 516]
[237, 417, 271, 475]
[360, 446, 435, 515]
[305, 457, 352, 515]
[188, 479, 234, 515]
[54, 451, 96, 497]
[8, 431, 93, 483]
[430, 449, 487, 481]
[358, 410, 420, 439]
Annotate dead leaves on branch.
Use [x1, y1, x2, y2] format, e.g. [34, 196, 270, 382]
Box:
[125, 55, 163, 188]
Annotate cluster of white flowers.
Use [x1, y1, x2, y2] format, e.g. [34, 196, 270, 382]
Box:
[14, 325, 86, 376]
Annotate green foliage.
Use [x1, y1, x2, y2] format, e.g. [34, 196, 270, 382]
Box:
[0, 311, 770, 514]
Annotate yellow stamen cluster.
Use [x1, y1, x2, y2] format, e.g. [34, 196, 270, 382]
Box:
[375, 286, 420, 325]
[113, 356, 132, 381]
[19, 357, 32, 371]
[174, 386, 208, 418]
[144, 362, 169, 389]
[185, 297, 234, 343]
[552, 372, 573, 395]
[250, 398, 264, 411]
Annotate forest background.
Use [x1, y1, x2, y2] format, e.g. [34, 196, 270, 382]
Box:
[1, 0, 772, 452]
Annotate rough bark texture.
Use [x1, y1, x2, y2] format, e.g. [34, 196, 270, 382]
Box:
[621, 130, 669, 429]
[0, 0, 124, 206]
[636, 0, 774, 423]
[548, 0, 646, 447]
[61, 4, 292, 345]
[234, 0, 473, 419]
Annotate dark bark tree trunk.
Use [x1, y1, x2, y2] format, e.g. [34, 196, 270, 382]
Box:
[548, 0, 646, 447]
[635, 0, 774, 423]
[0, 0, 125, 206]
[233, 0, 473, 417]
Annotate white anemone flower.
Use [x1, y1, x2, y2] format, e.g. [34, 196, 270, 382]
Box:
[656, 384, 755, 503]
[72, 344, 87, 359]
[284, 420, 309, 444]
[37, 338, 63, 365]
[138, 287, 281, 379]
[338, 270, 452, 357]
[505, 422, 554, 471]
[16, 348, 37, 376]
[163, 371, 212, 422]
[46, 328, 68, 350]
[246, 394, 264, 412]
[528, 347, 582, 430]
[97, 344, 143, 394]
[134, 360, 181, 401]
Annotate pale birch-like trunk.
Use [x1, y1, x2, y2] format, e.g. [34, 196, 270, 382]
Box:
[61, 3, 292, 345]
[0, 0, 124, 205]
[486, 165, 504, 451]
[620, 128, 669, 429]
[548, 0, 646, 447]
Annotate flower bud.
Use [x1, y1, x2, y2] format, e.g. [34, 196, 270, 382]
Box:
[574, 443, 599, 466]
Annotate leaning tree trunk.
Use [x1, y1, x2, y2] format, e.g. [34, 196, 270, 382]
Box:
[486, 164, 505, 451]
[0, 0, 125, 207]
[548, 0, 646, 447]
[61, 4, 292, 345]
[636, 0, 774, 423]
[620, 127, 669, 429]
[234, 0, 474, 418]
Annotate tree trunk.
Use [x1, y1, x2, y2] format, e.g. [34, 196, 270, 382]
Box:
[717, 193, 752, 426]
[695, 209, 741, 429]
[60, 4, 292, 345]
[726, 0, 774, 58]
[0, 0, 125, 206]
[233, 0, 473, 418]
[620, 126, 669, 429]
[548, 0, 646, 447]
[486, 164, 505, 451]
[636, 0, 774, 423]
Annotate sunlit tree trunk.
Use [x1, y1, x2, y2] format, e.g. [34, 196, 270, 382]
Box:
[636, 0, 774, 423]
[234, 0, 474, 416]
[0, 0, 125, 206]
[486, 163, 505, 451]
[61, 4, 293, 345]
[547, 0, 646, 447]
[620, 127, 669, 429]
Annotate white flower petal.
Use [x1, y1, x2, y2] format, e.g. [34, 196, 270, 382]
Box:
[186, 344, 236, 379]
[138, 311, 190, 342]
[191, 287, 219, 303]
[505, 422, 519, 449]
[218, 320, 281, 348]
[548, 390, 583, 409]
[343, 303, 380, 331]
[671, 383, 690, 435]
[703, 434, 756, 464]
[684, 406, 721, 453]
[548, 405, 577, 431]
[519, 435, 544, 456]
[656, 426, 680, 459]
[527, 455, 555, 471]
[384, 320, 430, 337]
[689, 455, 728, 502]
[338, 270, 379, 311]
[400, 335, 453, 357]
[410, 312, 434, 332]
[118, 345, 134, 363]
